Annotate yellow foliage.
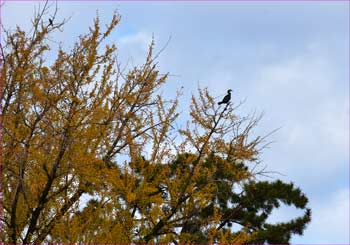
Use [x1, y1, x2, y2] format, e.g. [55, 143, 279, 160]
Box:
[1, 7, 264, 245]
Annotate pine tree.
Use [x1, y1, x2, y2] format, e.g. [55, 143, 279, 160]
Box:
[1, 4, 311, 244]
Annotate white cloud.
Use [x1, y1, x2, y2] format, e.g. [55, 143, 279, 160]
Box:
[117, 31, 154, 67]
[249, 44, 349, 178]
[293, 188, 350, 244]
[245, 45, 348, 244]
[119, 31, 152, 47]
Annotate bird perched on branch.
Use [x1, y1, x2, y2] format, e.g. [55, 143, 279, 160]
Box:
[218, 89, 232, 105]
[48, 18, 53, 27]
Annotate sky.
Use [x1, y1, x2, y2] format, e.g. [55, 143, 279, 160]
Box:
[2, 1, 349, 244]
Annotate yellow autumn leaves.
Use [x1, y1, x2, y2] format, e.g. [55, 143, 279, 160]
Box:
[1, 8, 265, 244]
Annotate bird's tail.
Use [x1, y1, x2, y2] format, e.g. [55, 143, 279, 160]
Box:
[218, 102, 223, 105]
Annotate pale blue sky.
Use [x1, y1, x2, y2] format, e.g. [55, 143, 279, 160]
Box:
[2, 1, 349, 243]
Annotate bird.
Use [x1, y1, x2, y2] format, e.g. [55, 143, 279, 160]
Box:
[48, 18, 53, 26]
[218, 89, 232, 105]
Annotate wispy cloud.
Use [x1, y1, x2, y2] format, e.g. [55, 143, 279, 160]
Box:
[294, 188, 350, 244]
[117, 31, 154, 67]
[250, 44, 349, 177]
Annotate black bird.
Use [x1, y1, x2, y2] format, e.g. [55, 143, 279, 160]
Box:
[218, 89, 232, 105]
[48, 18, 53, 26]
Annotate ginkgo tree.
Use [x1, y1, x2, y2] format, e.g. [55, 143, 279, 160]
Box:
[1, 3, 311, 244]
